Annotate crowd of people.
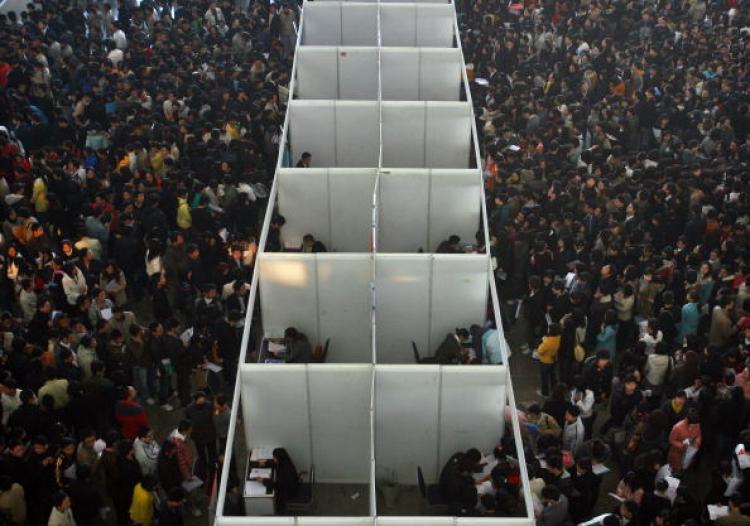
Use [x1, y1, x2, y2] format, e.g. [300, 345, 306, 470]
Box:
[0, 0, 299, 524]
[456, 0, 750, 521]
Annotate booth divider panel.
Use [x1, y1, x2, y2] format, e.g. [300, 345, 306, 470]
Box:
[316, 256, 373, 363]
[338, 48, 379, 100]
[259, 255, 319, 342]
[329, 171, 377, 251]
[381, 103, 425, 168]
[341, 3, 378, 46]
[375, 366, 440, 484]
[414, 4, 456, 47]
[377, 170, 429, 252]
[379, 4, 417, 47]
[278, 169, 331, 249]
[297, 520, 375, 525]
[376, 519, 455, 526]
[419, 49, 463, 101]
[308, 365, 372, 483]
[215, 518, 295, 526]
[438, 367, 506, 469]
[427, 170, 482, 251]
[380, 49, 420, 101]
[295, 48, 338, 100]
[302, 3, 342, 45]
[424, 103, 472, 168]
[429, 255, 488, 349]
[374, 256, 431, 363]
[334, 102, 380, 167]
[240, 366, 312, 475]
[289, 101, 336, 167]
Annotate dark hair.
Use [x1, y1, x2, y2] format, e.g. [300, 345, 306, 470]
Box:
[177, 419, 193, 433]
[52, 490, 68, 508]
[542, 485, 561, 501]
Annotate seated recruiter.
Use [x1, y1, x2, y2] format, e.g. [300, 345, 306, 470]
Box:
[254, 448, 301, 514]
[434, 330, 469, 364]
[301, 234, 327, 253]
[282, 327, 313, 363]
[440, 448, 483, 502]
[296, 152, 312, 168]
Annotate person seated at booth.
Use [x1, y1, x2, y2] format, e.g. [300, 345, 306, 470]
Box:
[296, 152, 312, 168]
[282, 327, 313, 363]
[254, 448, 300, 514]
[301, 234, 327, 253]
[436, 235, 462, 254]
[440, 448, 483, 502]
[435, 330, 469, 364]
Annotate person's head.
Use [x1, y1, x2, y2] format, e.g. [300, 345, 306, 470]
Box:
[565, 404, 581, 422]
[620, 500, 638, 520]
[137, 426, 153, 443]
[596, 349, 611, 367]
[623, 375, 638, 395]
[527, 403, 541, 420]
[193, 391, 208, 405]
[177, 419, 193, 436]
[31, 435, 49, 455]
[273, 447, 292, 466]
[547, 322, 561, 336]
[79, 427, 97, 448]
[52, 491, 71, 511]
[541, 485, 561, 505]
[142, 474, 159, 492]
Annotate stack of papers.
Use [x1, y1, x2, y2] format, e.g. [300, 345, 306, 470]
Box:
[249, 468, 272, 479]
[244, 480, 267, 497]
[708, 505, 729, 521]
[268, 341, 286, 353]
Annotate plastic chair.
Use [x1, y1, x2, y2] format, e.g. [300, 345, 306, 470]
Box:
[416, 466, 450, 515]
[287, 464, 315, 514]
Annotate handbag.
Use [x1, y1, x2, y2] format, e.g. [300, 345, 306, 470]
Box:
[574, 331, 586, 362]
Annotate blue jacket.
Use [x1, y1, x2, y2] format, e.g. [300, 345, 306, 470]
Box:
[678, 302, 700, 342]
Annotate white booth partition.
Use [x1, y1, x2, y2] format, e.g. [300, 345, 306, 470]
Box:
[259, 253, 373, 363]
[302, 2, 378, 46]
[374, 365, 507, 485]
[381, 102, 472, 168]
[376, 520, 454, 526]
[295, 47, 379, 100]
[379, 4, 455, 48]
[297, 520, 375, 526]
[380, 48, 463, 101]
[216, 518, 295, 526]
[374, 254, 488, 363]
[288, 100, 380, 168]
[378, 169, 481, 253]
[277, 168, 376, 252]
[240, 364, 372, 484]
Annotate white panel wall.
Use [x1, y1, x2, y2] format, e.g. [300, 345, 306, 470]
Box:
[302, 3, 342, 45]
[377, 170, 480, 253]
[278, 169, 330, 249]
[259, 255, 318, 341]
[240, 366, 312, 475]
[374, 256, 431, 364]
[296, 47, 338, 100]
[376, 520, 455, 526]
[289, 101, 336, 167]
[438, 367, 506, 467]
[278, 169, 375, 252]
[430, 255, 488, 348]
[339, 48, 379, 100]
[329, 170, 376, 251]
[289, 101, 379, 168]
[341, 3, 378, 45]
[335, 102, 380, 167]
[317, 255, 372, 363]
[428, 170, 481, 251]
[381, 103, 425, 168]
[378, 170, 429, 253]
[381, 102, 472, 168]
[216, 519, 295, 526]
[380, 4, 455, 47]
[375, 366, 440, 484]
[298, 520, 375, 526]
[380, 48, 462, 101]
[309, 365, 372, 483]
[425, 102, 472, 168]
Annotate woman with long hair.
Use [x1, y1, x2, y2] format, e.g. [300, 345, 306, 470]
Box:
[100, 260, 128, 306]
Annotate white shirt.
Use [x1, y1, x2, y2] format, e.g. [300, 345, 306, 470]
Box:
[113, 29, 127, 50]
[571, 389, 595, 418]
[107, 48, 124, 67]
[563, 418, 585, 454]
[1, 389, 21, 425]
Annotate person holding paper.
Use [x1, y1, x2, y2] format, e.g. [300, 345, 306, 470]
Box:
[667, 409, 702, 472]
[255, 448, 300, 514]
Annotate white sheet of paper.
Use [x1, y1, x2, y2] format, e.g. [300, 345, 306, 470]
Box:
[708, 505, 729, 521]
[666, 476, 680, 503]
[268, 341, 286, 353]
[592, 463, 610, 475]
[181, 477, 203, 493]
[100, 308, 113, 320]
[608, 492, 625, 502]
[249, 468, 272, 479]
[180, 327, 194, 344]
[206, 362, 223, 373]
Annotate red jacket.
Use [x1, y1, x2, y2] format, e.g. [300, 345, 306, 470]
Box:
[114, 399, 148, 439]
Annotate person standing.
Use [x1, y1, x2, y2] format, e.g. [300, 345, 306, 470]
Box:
[667, 409, 702, 472]
[536, 323, 561, 397]
[48, 491, 77, 526]
[278, 5, 298, 59]
[185, 391, 217, 481]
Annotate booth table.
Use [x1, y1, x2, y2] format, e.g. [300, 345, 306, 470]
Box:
[258, 338, 287, 364]
[243, 447, 277, 516]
